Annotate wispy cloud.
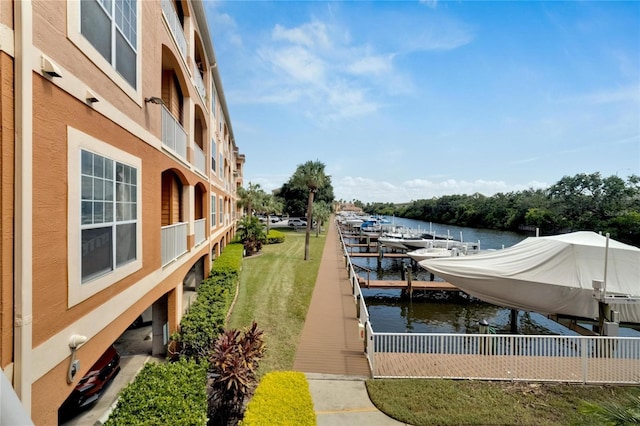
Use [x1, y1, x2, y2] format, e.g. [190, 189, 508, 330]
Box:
[336, 176, 548, 203]
[558, 84, 640, 105]
[420, 0, 439, 9]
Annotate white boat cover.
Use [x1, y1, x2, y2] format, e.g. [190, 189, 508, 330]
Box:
[420, 231, 640, 323]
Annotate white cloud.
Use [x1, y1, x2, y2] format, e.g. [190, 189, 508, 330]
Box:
[346, 55, 393, 76]
[272, 22, 332, 50]
[266, 46, 326, 83]
[334, 176, 548, 203]
[558, 84, 640, 105]
[420, 0, 438, 9]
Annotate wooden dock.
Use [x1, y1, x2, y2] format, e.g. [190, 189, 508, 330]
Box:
[349, 252, 409, 259]
[359, 279, 458, 291]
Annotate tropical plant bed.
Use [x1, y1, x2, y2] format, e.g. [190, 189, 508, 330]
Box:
[366, 378, 640, 426]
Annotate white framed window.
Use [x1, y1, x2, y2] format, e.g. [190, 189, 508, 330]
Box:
[68, 127, 142, 307]
[219, 153, 223, 177]
[211, 194, 216, 227]
[67, 0, 141, 100]
[219, 198, 224, 225]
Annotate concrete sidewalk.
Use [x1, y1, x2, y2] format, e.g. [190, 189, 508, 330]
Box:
[307, 373, 408, 426]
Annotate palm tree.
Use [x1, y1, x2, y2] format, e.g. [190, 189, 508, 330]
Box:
[237, 182, 265, 217]
[291, 161, 329, 260]
[312, 201, 331, 237]
[262, 194, 283, 236]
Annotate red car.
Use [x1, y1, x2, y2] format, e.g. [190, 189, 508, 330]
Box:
[59, 345, 121, 420]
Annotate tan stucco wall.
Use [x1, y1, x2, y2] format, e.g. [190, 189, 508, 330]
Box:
[0, 52, 15, 369]
[29, 72, 229, 424]
[0, 0, 13, 29]
[4, 1, 244, 423]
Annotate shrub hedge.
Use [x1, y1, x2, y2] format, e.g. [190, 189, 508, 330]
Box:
[240, 371, 316, 426]
[266, 229, 285, 244]
[106, 243, 244, 424]
[104, 359, 208, 426]
[177, 243, 244, 359]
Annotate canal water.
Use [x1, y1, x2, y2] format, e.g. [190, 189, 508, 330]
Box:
[352, 217, 640, 337]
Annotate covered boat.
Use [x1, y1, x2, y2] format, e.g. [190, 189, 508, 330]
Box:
[420, 231, 640, 324]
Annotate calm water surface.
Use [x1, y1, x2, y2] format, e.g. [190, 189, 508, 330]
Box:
[353, 217, 640, 337]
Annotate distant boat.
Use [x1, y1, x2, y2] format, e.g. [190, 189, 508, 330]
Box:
[408, 247, 459, 262]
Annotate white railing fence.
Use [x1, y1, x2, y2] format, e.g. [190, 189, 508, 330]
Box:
[193, 143, 206, 175]
[194, 218, 206, 246]
[193, 63, 207, 102]
[161, 0, 187, 60]
[369, 332, 640, 384]
[335, 219, 640, 385]
[161, 222, 188, 266]
[161, 106, 187, 161]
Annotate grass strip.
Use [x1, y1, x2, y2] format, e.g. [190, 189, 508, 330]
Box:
[366, 378, 640, 425]
[228, 227, 326, 375]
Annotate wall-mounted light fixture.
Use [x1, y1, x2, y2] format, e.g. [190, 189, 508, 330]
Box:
[144, 96, 165, 106]
[86, 89, 99, 104]
[67, 334, 88, 383]
[41, 55, 62, 78]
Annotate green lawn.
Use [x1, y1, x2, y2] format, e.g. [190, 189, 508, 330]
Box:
[366, 378, 640, 425]
[227, 227, 325, 375]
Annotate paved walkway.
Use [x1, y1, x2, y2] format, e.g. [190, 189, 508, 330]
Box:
[294, 219, 406, 425]
[293, 218, 370, 376]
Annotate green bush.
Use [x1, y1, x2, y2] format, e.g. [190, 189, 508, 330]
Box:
[212, 243, 244, 275]
[105, 359, 207, 425]
[240, 371, 316, 426]
[266, 229, 285, 244]
[176, 243, 243, 359]
[108, 242, 245, 424]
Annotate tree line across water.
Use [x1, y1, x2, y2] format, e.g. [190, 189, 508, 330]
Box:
[360, 173, 640, 246]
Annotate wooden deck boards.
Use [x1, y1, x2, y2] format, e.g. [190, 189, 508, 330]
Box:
[293, 219, 370, 377]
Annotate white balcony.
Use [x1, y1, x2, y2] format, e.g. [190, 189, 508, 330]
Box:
[161, 0, 187, 61]
[162, 105, 187, 162]
[194, 143, 206, 175]
[161, 222, 188, 266]
[194, 218, 206, 246]
[193, 63, 207, 103]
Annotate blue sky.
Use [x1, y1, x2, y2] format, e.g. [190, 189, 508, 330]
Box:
[205, 1, 640, 204]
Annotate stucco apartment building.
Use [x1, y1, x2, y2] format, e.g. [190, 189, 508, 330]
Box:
[0, 1, 244, 423]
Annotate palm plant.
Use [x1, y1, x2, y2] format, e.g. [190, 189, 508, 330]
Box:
[579, 396, 640, 425]
[312, 200, 331, 237]
[236, 215, 266, 255]
[236, 182, 265, 217]
[262, 194, 283, 236]
[291, 161, 329, 260]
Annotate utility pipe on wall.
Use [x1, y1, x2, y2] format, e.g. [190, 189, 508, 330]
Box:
[14, 0, 34, 415]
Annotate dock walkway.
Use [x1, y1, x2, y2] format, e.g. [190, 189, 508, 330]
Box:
[293, 219, 370, 376]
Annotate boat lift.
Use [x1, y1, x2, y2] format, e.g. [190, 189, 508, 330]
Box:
[591, 233, 640, 336]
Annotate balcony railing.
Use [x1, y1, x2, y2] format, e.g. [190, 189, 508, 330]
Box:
[161, 0, 187, 60]
[193, 63, 207, 102]
[161, 105, 187, 162]
[194, 143, 206, 175]
[161, 222, 188, 266]
[194, 218, 206, 246]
